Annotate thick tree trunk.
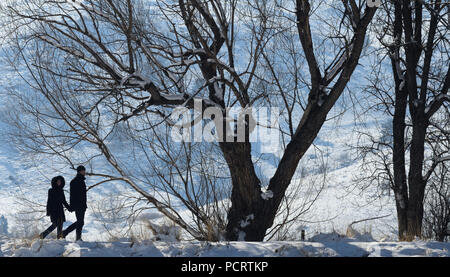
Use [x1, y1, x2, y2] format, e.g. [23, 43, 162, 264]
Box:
[390, 0, 410, 241]
[223, 103, 328, 241]
[404, 118, 427, 240]
[392, 119, 428, 241]
[392, 86, 409, 240]
[392, 95, 428, 241]
[405, 196, 425, 240]
[221, 141, 266, 241]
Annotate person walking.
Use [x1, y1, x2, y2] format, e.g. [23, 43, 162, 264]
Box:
[40, 176, 71, 239]
[62, 166, 88, 241]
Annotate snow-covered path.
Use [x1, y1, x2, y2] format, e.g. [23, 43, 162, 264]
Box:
[1, 238, 449, 257]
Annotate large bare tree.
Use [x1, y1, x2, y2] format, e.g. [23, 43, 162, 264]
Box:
[359, 0, 449, 240]
[2, 0, 377, 241]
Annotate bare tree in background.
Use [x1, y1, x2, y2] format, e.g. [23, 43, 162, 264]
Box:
[358, 0, 449, 241]
[423, 162, 450, 242]
[1, 0, 377, 241]
[423, 108, 450, 242]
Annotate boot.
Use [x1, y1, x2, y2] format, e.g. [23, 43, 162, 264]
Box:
[39, 231, 49, 240]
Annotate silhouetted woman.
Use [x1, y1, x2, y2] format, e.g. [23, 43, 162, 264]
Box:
[40, 176, 71, 239]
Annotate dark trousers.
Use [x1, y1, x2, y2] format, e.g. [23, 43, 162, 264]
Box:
[63, 209, 85, 240]
[41, 218, 63, 239]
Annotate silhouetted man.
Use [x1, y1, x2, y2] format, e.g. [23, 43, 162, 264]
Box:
[62, 165, 87, 241]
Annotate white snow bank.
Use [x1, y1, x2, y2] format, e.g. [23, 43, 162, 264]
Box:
[310, 231, 376, 242]
[1, 238, 449, 257]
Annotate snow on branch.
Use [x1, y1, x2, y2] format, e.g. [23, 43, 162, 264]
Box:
[425, 93, 450, 116]
[120, 73, 152, 89]
[168, 59, 198, 68]
[435, 155, 450, 163]
[323, 43, 355, 84]
[117, 78, 222, 123]
[206, 76, 225, 101]
[177, 48, 208, 58]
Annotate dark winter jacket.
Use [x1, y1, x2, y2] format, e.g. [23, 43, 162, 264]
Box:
[46, 177, 70, 223]
[70, 174, 87, 211]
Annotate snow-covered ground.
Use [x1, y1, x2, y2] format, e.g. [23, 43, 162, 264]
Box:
[1, 235, 449, 257]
